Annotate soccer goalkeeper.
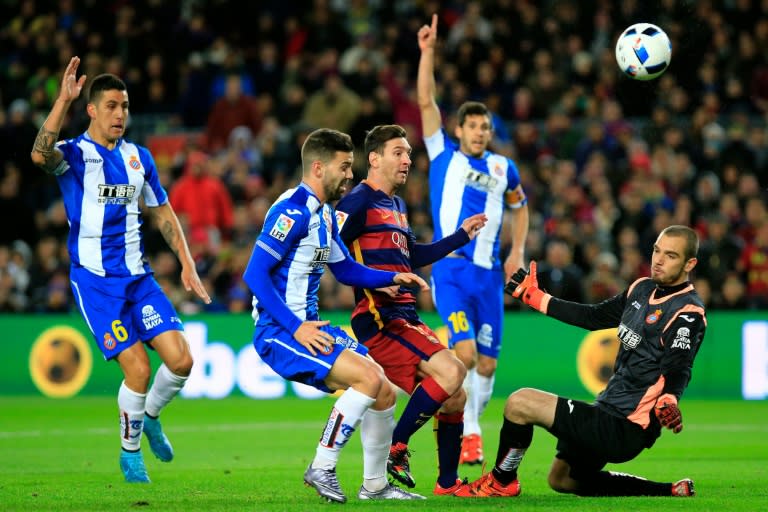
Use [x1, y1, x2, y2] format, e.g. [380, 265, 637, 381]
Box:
[458, 225, 705, 498]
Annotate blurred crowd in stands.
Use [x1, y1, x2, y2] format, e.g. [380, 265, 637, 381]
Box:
[1, 0, 767, 315]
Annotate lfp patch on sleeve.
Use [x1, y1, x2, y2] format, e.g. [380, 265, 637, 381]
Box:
[269, 213, 295, 241]
[335, 210, 349, 231]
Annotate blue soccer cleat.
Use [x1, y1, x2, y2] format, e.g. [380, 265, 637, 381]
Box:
[120, 450, 150, 483]
[143, 414, 174, 462]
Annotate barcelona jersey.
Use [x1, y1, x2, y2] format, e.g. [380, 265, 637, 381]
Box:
[336, 182, 420, 341]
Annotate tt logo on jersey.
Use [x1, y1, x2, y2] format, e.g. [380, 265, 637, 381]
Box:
[617, 323, 642, 350]
[671, 327, 691, 349]
[463, 168, 499, 192]
[679, 314, 695, 323]
[310, 247, 330, 269]
[98, 184, 135, 204]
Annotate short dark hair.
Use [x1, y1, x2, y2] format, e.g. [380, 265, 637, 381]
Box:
[87, 73, 127, 103]
[457, 101, 490, 127]
[301, 128, 354, 173]
[364, 124, 407, 164]
[659, 225, 699, 260]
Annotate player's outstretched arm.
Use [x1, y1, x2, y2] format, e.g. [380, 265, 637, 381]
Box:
[31, 56, 87, 173]
[410, 213, 487, 268]
[417, 14, 442, 138]
[151, 203, 211, 304]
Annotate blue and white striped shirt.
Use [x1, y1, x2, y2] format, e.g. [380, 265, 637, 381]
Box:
[54, 132, 167, 277]
[425, 129, 526, 270]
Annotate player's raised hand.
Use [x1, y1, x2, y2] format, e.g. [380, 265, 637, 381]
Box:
[59, 57, 87, 103]
[394, 272, 430, 292]
[294, 320, 335, 356]
[504, 261, 549, 313]
[654, 394, 683, 433]
[418, 14, 438, 51]
[460, 213, 487, 240]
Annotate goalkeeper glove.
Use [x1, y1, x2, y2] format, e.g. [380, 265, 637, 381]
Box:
[504, 261, 550, 314]
[654, 393, 683, 433]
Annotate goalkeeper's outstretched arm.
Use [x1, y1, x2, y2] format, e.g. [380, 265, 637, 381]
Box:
[505, 260, 626, 330]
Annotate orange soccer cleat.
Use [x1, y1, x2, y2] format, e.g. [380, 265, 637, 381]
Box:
[433, 478, 469, 496]
[454, 472, 521, 498]
[459, 433, 484, 465]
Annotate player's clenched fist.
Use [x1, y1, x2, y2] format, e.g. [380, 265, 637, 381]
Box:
[654, 394, 683, 433]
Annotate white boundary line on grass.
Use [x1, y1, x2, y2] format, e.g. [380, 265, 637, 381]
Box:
[0, 421, 323, 439]
[0, 422, 765, 439]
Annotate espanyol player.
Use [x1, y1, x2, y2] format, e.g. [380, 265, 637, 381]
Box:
[417, 14, 530, 466]
[243, 128, 427, 503]
[31, 57, 211, 483]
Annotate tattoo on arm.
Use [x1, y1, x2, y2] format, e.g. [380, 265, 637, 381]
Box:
[160, 219, 180, 257]
[32, 127, 59, 166]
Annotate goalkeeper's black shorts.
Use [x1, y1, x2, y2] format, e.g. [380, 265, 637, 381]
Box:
[549, 397, 661, 478]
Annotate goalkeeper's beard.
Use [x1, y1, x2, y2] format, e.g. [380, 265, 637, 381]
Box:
[651, 265, 686, 286]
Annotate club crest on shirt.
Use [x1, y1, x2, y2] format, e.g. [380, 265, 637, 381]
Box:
[645, 309, 663, 324]
[103, 333, 116, 350]
[270, 213, 295, 241]
[129, 156, 142, 170]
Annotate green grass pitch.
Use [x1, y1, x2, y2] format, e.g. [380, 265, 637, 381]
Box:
[1, 396, 766, 511]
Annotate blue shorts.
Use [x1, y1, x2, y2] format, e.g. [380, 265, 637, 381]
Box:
[253, 322, 368, 393]
[430, 258, 504, 359]
[70, 266, 184, 360]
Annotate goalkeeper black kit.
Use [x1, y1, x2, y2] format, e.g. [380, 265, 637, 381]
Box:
[545, 277, 706, 428]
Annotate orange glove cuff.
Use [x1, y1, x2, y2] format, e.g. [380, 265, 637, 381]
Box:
[524, 287, 551, 314]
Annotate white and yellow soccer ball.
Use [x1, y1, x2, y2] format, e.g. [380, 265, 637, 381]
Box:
[615, 23, 672, 80]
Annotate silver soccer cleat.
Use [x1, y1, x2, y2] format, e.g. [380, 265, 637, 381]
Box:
[303, 465, 347, 503]
[357, 482, 426, 500]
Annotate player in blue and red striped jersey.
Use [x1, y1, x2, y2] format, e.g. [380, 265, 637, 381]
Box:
[336, 125, 487, 496]
[31, 57, 211, 483]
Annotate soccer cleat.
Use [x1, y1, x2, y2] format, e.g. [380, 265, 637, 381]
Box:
[357, 483, 426, 500]
[433, 478, 470, 496]
[303, 465, 347, 503]
[459, 433, 484, 465]
[143, 414, 174, 462]
[120, 450, 150, 483]
[387, 442, 416, 488]
[454, 472, 521, 497]
[671, 478, 695, 497]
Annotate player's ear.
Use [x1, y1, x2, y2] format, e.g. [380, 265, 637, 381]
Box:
[454, 123, 462, 140]
[86, 102, 97, 120]
[310, 159, 324, 178]
[684, 257, 697, 273]
[368, 151, 378, 168]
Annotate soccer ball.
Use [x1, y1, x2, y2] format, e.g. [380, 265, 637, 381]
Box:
[615, 23, 671, 80]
